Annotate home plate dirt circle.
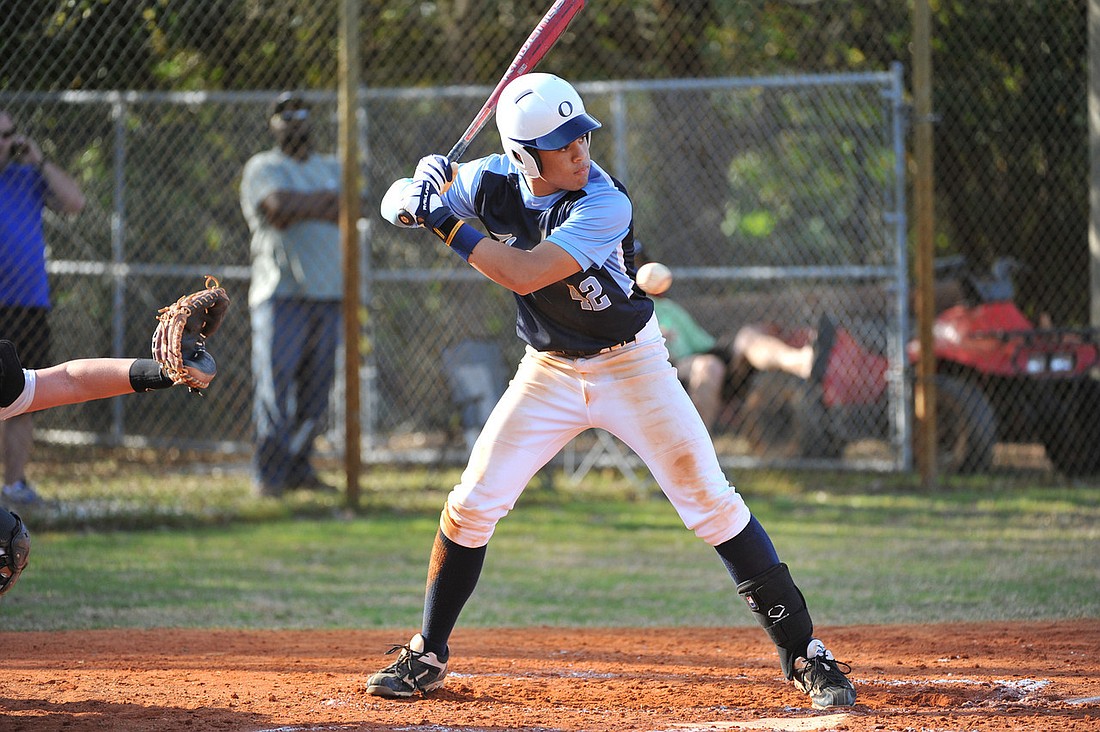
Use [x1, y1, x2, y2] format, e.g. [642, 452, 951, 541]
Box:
[3, 621, 1098, 731]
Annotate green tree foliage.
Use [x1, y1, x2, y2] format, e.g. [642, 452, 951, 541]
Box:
[1, 0, 1088, 321]
[931, 2, 1086, 323]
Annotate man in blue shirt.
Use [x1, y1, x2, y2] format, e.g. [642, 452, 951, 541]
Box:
[0, 108, 86, 508]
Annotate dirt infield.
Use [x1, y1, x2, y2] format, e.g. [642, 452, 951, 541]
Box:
[3, 620, 1098, 731]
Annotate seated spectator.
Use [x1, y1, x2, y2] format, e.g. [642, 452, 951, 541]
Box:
[636, 250, 835, 432]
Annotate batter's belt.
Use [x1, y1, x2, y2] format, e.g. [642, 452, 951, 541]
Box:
[547, 315, 661, 358]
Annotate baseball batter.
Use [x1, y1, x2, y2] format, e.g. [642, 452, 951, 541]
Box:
[370, 73, 855, 709]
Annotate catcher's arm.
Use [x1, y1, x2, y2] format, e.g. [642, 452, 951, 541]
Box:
[4, 277, 231, 416]
[24, 358, 176, 414]
[2, 340, 170, 419]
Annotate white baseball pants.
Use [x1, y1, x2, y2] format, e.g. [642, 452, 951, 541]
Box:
[440, 316, 752, 548]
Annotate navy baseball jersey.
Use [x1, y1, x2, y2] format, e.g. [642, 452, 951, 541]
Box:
[442, 154, 653, 353]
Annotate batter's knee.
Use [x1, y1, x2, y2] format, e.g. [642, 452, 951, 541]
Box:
[438, 495, 504, 548]
[684, 492, 751, 547]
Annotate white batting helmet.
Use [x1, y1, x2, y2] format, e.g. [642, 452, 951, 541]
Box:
[496, 73, 601, 179]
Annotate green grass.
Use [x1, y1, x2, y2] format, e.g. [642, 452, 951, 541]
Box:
[2, 446, 1098, 631]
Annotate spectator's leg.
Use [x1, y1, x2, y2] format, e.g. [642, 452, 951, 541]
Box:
[287, 301, 340, 486]
[251, 299, 305, 495]
[685, 353, 726, 430]
[734, 325, 813, 380]
[2, 413, 33, 485]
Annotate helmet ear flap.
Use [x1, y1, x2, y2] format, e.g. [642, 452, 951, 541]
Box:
[522, 146, 544, 176]
[509, 146, 543, 178]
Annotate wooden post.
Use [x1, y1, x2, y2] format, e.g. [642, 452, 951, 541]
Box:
[338, 0, 362, 508]
[912, 0, 937, 488]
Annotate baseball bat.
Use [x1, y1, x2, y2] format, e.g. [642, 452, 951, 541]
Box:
[447, 0, 586, 162]
[394, 0, 585, 226]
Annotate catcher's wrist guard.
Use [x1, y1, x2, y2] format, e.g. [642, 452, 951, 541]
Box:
[129, 359, 174, 392]
[151, 276, 230, 393]
[0, 509, 30, 597]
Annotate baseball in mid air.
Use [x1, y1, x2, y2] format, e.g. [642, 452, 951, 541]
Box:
[636, 261, 673, 295]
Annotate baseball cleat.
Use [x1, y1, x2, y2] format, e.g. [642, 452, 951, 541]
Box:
[365, 633, 448, 698]
[792, 638, 856, 709]
[2, 480, 44, 507]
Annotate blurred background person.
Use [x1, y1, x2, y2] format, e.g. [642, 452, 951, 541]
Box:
[239, 92, 342, 497]
[636, 245, 832, 433]
[0, 108, 86, 508]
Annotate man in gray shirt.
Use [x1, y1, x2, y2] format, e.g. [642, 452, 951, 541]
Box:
[240, 92, 342, 497]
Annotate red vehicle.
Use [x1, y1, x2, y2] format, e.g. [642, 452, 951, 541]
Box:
[740, 257, 1100, 475]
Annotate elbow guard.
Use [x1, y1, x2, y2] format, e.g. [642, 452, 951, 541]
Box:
[129, 358, 174, 392]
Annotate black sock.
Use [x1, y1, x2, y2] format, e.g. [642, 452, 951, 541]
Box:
[714, 515, 781, 584]
[421, 529, 486, 659]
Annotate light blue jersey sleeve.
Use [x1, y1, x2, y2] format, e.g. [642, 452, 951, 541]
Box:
[545, 170, 632, 270]
[442, 156, 496, 220]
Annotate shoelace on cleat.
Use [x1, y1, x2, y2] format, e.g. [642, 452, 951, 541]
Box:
[380, 643, 438, 691]
[802, 653, 853, 682]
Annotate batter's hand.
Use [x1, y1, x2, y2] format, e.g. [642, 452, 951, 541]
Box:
[413, 155, 456, 195]
[380, 178, 419, 228]
[400, 179, 448, 227]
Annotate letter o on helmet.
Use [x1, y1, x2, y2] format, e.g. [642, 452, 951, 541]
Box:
[495, 73, 602, 179]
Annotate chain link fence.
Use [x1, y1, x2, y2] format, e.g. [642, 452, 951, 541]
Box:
[1, 2, 1095, 483]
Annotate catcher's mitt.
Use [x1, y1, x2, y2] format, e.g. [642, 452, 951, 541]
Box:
[0, 509, 30, 597]
[152, 275, 230, 392]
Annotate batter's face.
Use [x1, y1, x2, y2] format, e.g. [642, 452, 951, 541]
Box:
[529, 133, 591, 196]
